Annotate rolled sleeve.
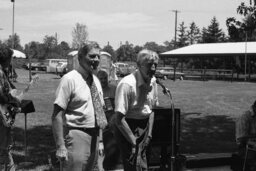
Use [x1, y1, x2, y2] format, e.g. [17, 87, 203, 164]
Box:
[115, 83, 131, 115]
[54, 76, 72, 110]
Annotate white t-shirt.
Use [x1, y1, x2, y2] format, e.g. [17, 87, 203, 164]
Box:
[54, 70, 104, 128]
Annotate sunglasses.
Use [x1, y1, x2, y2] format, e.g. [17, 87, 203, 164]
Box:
[88, 54, 100, 59]
[142, 62, 157, 69]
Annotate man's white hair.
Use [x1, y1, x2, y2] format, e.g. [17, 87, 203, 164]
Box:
[136, 49, 159, 67]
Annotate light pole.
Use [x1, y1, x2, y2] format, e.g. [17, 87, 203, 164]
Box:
[11, 0, 15, 49]
[11, 0, 15, 82]
[244, 31, 248, 81]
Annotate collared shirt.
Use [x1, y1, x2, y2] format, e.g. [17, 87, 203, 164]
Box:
[115, 69, 158, 119]
[236, 107, 256, 144]
[54, 69, 104, 128]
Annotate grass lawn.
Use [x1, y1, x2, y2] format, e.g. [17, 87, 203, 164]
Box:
[9, 69, 256, 170]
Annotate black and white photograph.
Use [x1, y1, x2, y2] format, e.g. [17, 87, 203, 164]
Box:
[1, 0, 256, 170]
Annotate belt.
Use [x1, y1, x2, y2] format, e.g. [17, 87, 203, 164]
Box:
[67, 127, 99, 136]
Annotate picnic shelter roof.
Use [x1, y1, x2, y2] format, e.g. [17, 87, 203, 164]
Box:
[160, 42, 256, 57]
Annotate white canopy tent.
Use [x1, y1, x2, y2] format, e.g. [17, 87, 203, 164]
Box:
[11, 49, 26, 58]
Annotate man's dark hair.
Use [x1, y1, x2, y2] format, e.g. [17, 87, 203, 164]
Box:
[78, 43, 100, 61]
[0, 44, 13, 64]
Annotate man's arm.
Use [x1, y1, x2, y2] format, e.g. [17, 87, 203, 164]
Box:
[52, 104, 68, 160]
[148, 112, 154, 138]
[52, 104, 65, 149]
[115, 112, 136, 146]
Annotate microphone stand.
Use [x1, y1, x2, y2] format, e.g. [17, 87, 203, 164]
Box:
[157, 80, 177, 171]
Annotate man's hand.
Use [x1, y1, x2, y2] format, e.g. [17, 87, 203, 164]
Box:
[99, 141, 104, 157]
[141, 136, 152, 154]
[56, 145, 68, 161]
[128, 145, 136, 165]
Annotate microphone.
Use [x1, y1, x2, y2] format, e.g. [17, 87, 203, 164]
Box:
[156, 78, 171, 95]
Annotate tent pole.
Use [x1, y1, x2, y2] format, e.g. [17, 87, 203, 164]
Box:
[244, 32, 248, 81]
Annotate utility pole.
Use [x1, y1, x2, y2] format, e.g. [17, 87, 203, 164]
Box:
[171, 10, 180, 83]
[172, 10, 180, 48]
[11, 0, 15, 82]
[244, 31, 248, 81]
[55, 32, 58, 45]
[11, 0, 15, 49]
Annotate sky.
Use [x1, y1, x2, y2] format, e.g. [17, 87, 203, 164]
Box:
[0, 0, 247, 50]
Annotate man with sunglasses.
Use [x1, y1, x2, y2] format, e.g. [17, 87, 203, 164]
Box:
[52, 43, 107, 171]
[114, 49, 159, 171]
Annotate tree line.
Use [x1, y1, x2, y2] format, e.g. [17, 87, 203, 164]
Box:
[0, 0, 255, 66]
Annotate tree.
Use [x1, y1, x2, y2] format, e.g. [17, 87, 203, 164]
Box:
[203, 17, 226, 43]
[133, 45, 143, 54]
[226, 1, 256, 41]
[143, 42, 167, 54]
[176, 22, 188, 47]
[102, 44, 116, 61]
[43, 35, 58, 59]
[163, 40, 175, 51]
[116, 41, 135, 62]
[187, 22, 201, 45]
[72, 23, 88, 49]
[5, 33, 23, 51]
[43, 35, 57, 50]
[243, 14, 256, 40]
[200, 27, 208, 43]
[226, 17, 244, 41]
[24, 41, 40, 59]
[58, 41, 71, 57]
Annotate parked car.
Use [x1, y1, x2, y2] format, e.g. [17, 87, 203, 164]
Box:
[46, 59, 67, 73]
[22, 63, 29, 70]
[56, 62, 68, 77]
[56, 62, 67, 74]
[155, 67, 185, 80]
[25, 62, 47, 71]
[115, 62, 130, 77]
[60, 66, 68, 77]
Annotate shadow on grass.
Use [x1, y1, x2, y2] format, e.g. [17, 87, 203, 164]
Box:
[10, 114, 237, 169]
[12, 125, 55, 170]
[179, 113, 237, 154]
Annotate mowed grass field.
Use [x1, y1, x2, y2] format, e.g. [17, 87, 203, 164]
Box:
[10, 69, 256, 170]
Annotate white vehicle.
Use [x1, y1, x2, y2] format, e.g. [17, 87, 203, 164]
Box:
[155, 67, 185, 80]
[115, 62, 129, 77]
[45, 59, 67, 73]
[56, 62, 67, 76]
[115, 62, 136, 77]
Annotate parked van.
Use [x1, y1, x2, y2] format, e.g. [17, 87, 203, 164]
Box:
[115, 62, 131, 77]
[45, 59, 67, 73]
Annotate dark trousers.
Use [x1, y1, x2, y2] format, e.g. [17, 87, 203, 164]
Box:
[113, 118, 150, 171]
[103, 128, 123, 170]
